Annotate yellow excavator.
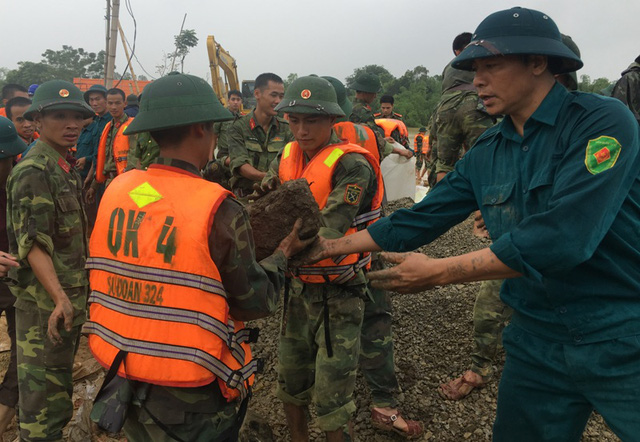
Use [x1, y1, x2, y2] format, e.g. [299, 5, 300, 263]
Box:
[206, 35, 255, 110]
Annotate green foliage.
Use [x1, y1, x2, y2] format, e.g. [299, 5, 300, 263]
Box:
[2, 46, 105, 87]
[171, 29, 198, 73]
[578, 75, 615, 94]
[345, 64, 443, 127]
[284, 73, 298, 89]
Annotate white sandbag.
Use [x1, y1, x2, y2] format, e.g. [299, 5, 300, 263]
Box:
[415, 185, 429, 203]
[381, 143, 416, 201]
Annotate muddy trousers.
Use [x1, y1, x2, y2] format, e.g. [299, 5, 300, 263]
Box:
[15, 307, 81, 442]
[494, 324, 640, 441]
[360, 262, 400, 408]
[470, 279, 511, 379]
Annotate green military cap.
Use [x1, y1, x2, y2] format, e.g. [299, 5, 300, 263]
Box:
[126, 94, 138, 106]
[452, 7, 583, 74]
[0, 116, 27, 159]
[351, 73, 382, 93]
[24, 80, 95, 120]
[83, 84, 108, 103]
[561, 34, 581, 91]
[275, 76, 345, 117]
[321, 76, 352, 119]
[419, 126, 427, 132]
[124, 72, 232, 135]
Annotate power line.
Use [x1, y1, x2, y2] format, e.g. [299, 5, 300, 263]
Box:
[113, 0, 136, 88]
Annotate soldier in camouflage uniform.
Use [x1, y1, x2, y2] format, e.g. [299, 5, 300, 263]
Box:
[126, 131, 159, 170]
[227, 73, 293, 199]
[87, 72, 310, 442]
[203, 89, 244, 189]
[374, 94, 404, 121]
[264, 76, 422, 441]
[5, 80, 94, 441]
[612, 55, 640, 125]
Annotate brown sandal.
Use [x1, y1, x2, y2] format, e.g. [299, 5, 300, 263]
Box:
[438, 372, 486, 400]
[371, 409, 424, 440]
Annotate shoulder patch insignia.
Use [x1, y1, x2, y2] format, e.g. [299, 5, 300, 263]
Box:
[57, 157, 70, 173]
[585, 135, 621, 175]
[249, 118, 256, 130]
[344, 184, 363, 206]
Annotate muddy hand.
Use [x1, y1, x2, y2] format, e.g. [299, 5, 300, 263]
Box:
[248, 178, 279, 201]
[47, 296, 74, 346]
[277, 219, 316, 259]
[368, 252, 439, 293]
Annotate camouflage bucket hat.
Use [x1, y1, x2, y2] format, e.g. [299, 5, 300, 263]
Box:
[452, 7, 583, 74]
[24, 80, 95, 120]
[124, 72, 233, 135]
[83, 84, 108, 103]
[275, 76, 345, 117]
[0, 116, 27, 159]
[351, 73, 382, 93]
[322, 76, 352, 119]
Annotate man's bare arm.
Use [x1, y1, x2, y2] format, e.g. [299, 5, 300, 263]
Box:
[238, 163, 267, 181]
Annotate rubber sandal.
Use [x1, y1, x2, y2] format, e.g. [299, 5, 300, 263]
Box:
[438, 372, 486, 400]
[371, 409, 424, 440]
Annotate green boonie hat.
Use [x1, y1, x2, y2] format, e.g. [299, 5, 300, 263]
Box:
[0, 116, 28, 159]
[321, 76, 352, 119]
[419, 127, 427, 132]
[124, 73, 232, 135]
[24, 80, 95, 120]
[351, 73, 382, 93]
[275, 76, 345, 117]
[83, 84, 108, 104]
[126, 94, 138, 106]
[451, 7, 583, 74]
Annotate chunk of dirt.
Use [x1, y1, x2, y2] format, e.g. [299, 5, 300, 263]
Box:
[246, 179, 321, 261]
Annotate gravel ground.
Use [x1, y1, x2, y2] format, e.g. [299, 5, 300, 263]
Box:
[0, 198, 621, 441]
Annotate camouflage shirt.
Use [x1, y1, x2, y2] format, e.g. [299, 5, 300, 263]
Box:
[264, 132, 378, 299]
[214, 110, 243, 162]
[126, 131, 159, 170]
[227, 110, 293, 194]
[441, 61, 476, 94]
[612, 62, 640, 124]
[103, 113, 137, 176]
[6, 140, 89, 318]
[350, 98, 393, 159]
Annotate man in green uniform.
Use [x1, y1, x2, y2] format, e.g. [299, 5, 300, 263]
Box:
[227, 73, 293, 199]
[203, 89, 244, 189]
[88, 72, 310, 442]
[612, 54, 640, 124]
[262, 76, 409, 441]
[374, 95, 403, 121]
[308, 7, 640, 441]
[6, 80, 94, 441]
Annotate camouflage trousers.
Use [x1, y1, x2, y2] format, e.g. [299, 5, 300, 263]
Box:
[470, 279, 512, 379]
[360, 261, 399, 409]
[15, 306, 81, 441]
[277, 284, 365, 432]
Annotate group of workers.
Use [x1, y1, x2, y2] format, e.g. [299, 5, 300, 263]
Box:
[0, 5, 638, 442]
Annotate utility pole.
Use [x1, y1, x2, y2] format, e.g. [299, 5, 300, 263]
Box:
[104, 0, 111, 85]
[105, 0, 120, 88]
[118, 23, 139, 94]
[169, 14, 187, 72]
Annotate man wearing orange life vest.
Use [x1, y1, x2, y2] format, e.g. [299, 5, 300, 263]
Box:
[414, 126, 430, 181]
[86, 73, 311, 442]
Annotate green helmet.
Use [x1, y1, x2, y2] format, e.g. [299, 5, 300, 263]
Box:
[24, 80, 94, 121]
[419, 127, 427, 132]
[451, 7, 583, 74]
[275, 76, 345, 117]
[0, 116, 27, 159]
[124, 72, 232, 135]
[83, 84, 108, 104]
[321, 76, 352, 121]
[351, 73, 382, 93]
[560, 34, 581, 91]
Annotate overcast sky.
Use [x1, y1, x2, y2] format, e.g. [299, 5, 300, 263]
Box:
[1, 0, 638, 86]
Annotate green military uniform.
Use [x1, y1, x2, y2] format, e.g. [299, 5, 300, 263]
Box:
[227, 110, 293, 198]
[203, 110, 243, 189]
[349, 98, 393, 159]
[414, 127, 427, 171]
[611, 60, 640, 124]
[373, 111, 403, 121]
[90, 74, 287, 442]
[7, 141, 89, 441]
[126, 131, 159, 170]
[102, 113, 137, 179]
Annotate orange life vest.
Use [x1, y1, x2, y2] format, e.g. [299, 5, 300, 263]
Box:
[279, 141, 384, 284]
[85, 165, 255, 401]
[375, 118, 409, 138]
[95, 117, 132, 183]
[414, 133, 430, 155]
[333, 122, 380, 163]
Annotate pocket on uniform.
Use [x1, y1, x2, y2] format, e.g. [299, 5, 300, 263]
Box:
[481, 182, 515, 234]
[55, 195, 82, 237]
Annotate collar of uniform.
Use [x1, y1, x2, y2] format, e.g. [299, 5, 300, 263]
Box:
[248, 109, 278, 132]
[498, 82, 567, 141]
[149, 157, 201, 178]
[28, 139, 70, 165]
[353, 98, 371, 109]
[96, 112, 113, 124]
[113, 113, 129, 128]
[302, 132, 345, 162]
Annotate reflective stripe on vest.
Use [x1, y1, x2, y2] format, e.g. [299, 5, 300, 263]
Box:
[86, 167, 254, 400]
[374, 118, 409, 138]
[96, 118, 132, 183]
[333, 122, 380, 163]
[279, 141, 384, 284]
